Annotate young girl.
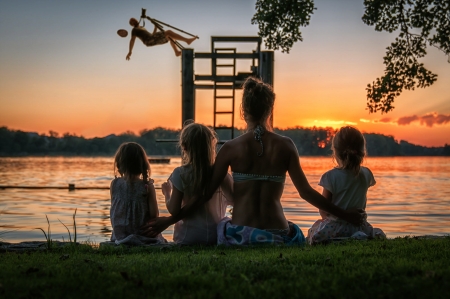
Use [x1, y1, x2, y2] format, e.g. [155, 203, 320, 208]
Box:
[307, 126, 385, 244]
[110, 142, 166, 245]
[162, 123, 233, 245]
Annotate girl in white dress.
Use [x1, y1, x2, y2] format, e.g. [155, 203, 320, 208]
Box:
[110, 142, 165, 245]
[307, 126, 385, 244]
[162, 123, 233, 245]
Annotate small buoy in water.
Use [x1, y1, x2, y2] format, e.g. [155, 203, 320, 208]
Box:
[117, 29, 128, 38]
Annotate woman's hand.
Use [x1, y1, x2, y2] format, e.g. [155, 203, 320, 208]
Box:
[140, 216, 174, 237]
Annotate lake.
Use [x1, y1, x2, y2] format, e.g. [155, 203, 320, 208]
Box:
[0, 156, 449, 243]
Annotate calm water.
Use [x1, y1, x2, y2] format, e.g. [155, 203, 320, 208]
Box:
[0, 156, 449, 243]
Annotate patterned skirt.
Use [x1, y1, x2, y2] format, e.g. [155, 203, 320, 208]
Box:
[307, 218, 386, 244]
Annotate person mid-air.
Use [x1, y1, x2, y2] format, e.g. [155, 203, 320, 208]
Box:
[123, 17, 198, 59]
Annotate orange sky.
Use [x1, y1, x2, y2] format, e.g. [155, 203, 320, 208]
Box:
[0, 1, 449, 146]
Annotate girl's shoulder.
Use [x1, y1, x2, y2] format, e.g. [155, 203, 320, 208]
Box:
[171, 165, 192, 176]
[360, 166, 376, 185]
[360, 166, 374, 176]
[169, 165, 192, 193]
[110, 177, 123, 188]
[323, 167, 345, 176]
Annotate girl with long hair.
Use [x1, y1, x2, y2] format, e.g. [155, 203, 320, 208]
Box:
[162, 122, 233, 245]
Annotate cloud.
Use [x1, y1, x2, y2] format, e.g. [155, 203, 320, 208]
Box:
[419, 113, 450, 127]
[397, 113, 450, 127]
[397, 115, 419, 125]
[378, 117, 392, 123]
[360, 112, 450, 127]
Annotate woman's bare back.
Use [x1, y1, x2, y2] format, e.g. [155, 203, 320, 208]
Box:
[219, 131, 297, 229]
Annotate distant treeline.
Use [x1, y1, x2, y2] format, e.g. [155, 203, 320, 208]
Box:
[0, 126, 449, 157]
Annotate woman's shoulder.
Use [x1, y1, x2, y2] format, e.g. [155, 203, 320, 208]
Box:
[268, 131, 297, 145]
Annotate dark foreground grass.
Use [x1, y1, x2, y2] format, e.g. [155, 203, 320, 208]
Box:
[0, 237, 449, 298]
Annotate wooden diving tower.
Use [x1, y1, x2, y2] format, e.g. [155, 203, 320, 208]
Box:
[181, 36, 274, 140]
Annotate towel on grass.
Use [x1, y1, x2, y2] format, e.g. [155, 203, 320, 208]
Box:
[217, 217, 305, 246]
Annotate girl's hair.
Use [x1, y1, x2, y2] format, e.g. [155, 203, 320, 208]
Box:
[241, 77, 275, 131]
[179, 123, 217, 197]
[114, 142, 151, 183]
[332, 126, 366, 175]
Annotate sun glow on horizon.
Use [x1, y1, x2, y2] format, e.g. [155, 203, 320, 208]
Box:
[310, 119, 358, 129]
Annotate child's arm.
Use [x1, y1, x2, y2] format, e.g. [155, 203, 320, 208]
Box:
[162, 180, 184, 216]
[147, 180, 159, 219]
[319, 188, 332, 219]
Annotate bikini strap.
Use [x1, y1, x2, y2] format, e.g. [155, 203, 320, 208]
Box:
[254, 125, 265, 156]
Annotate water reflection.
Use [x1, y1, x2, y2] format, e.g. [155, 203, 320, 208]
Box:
[0, 156, 449, 243]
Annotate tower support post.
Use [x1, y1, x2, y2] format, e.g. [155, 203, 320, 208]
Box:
[181, 49, 195, 127]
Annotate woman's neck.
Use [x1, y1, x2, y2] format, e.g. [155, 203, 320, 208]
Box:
[246, 122, 271, 133]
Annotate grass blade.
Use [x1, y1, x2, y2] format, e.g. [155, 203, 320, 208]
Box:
[58, 219, 72, 243]
[35, 227, 48, 241]
[73, 208, 77, 244]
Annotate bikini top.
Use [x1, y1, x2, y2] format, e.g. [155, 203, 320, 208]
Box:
[232, 172, 286, 184]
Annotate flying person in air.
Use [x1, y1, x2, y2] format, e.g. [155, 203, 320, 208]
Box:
[120, 17, 198, 59]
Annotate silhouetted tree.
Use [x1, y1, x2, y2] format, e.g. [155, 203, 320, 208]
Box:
[252, 0, 450, 113]
[0, 127, 447, 157]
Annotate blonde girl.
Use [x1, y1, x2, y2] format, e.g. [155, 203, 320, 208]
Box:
[307, 126, 385, 244]
[162, 123, 233, 245]
[110, 142, 165, 245]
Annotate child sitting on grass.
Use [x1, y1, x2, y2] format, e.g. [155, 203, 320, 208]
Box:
[307, 126, 385, 244]
[162, 122, 233, 245]
[110, 142, 166, 245]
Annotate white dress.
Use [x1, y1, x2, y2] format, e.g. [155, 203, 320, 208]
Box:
[168, 166, 232, 245]
[307, 167, 385, 244]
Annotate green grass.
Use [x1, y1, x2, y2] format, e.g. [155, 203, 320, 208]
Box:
[0, 237, 449, 298]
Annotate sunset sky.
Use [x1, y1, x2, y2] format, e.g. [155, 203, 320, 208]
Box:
[1, 0, 449, 146]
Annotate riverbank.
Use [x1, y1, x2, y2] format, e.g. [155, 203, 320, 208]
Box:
[0, 237, 448, 298]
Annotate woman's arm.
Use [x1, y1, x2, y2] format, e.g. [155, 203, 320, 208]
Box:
[319, 188, 332, 219]
[220, 173, 234, 206]
[147, 181, 159, 219]
[286, 140, 364, 225]
[126, 35, 136, 60]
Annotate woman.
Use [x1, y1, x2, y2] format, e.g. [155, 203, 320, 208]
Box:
[126, 17, 197, 59]
[143, 77, 365, 244]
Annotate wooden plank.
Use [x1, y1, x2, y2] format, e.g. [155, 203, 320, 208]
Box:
[195, 84, 240, 90]
[211, 36, 261, 43]
[195, 53, 258, 59]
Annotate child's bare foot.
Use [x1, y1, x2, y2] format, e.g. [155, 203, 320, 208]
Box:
[175, 50, 181, 57]
[187, 36, 198, 45]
